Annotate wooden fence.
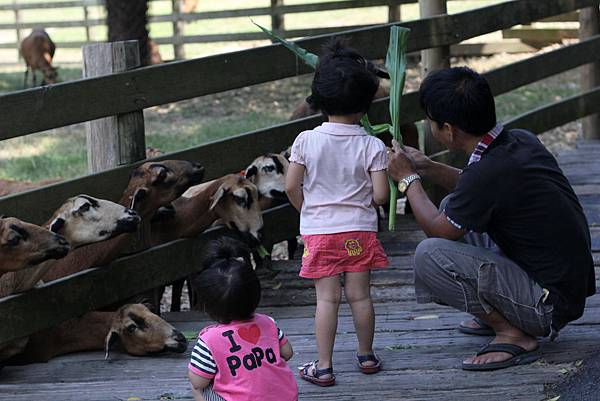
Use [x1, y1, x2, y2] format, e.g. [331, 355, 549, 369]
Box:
[1, 0, 600, 343]
[0, 0, 574, 65]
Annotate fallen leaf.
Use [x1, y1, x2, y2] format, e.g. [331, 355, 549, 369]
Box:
[575, 360, 584, 367]
[127, 398, 142, 401]
[385, 344, 413, 351]
[272, 282, 282, 290]
[546, 396, 560, 401]
[558, 368, 569, 375]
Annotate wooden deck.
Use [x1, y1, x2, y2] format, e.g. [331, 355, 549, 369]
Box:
[1, 142, 600, 401]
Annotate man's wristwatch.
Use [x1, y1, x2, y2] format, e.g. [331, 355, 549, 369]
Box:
[397, 174, 420, 194]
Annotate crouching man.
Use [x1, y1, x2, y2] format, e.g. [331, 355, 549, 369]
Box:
[387, 67, 596, 371]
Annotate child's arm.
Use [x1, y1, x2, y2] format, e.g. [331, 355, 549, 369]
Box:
[188, 371, 210, 401]
[280, 340, 294, 361]
[285, 162, 305, 212]
[371, 170, 390, 206]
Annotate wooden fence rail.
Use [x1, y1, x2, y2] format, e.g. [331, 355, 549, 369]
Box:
[1, 0, 600, 343]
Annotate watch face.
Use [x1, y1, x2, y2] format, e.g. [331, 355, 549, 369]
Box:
[398, 181, 408, 193]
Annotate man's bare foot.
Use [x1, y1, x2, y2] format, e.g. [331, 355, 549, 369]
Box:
[463, 333, 538, 365]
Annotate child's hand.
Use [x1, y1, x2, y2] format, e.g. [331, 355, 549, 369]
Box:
[280, 340, 294, 361]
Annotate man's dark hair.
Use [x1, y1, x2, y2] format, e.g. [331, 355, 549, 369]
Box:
[192, 237, 260, 323]
[419, 67, 497, 136]
[308, 37, 380, 116]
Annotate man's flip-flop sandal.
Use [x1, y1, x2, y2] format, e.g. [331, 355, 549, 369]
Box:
[356, 353, 381, 374]
[458, 317, 495, 336]
[298, 360, 336, 387]
[462, 343, 541, 371]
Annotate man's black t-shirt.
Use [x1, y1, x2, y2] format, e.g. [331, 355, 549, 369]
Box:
[445, 128, 595, 330]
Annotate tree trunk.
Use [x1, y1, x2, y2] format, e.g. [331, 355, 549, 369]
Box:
[105, 0, 150, 66]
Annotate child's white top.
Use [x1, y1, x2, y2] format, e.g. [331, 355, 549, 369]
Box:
[289, 122, 388, 235]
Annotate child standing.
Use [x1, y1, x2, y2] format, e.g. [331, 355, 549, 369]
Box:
[285, 38, 390, 387]
[188, 238, 298, 401]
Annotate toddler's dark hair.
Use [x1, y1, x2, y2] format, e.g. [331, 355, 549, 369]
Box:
[308, 37, 381, 116]
[192, 237, 260, 323]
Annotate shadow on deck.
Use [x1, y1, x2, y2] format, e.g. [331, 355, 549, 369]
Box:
[1, 142, 600, 401]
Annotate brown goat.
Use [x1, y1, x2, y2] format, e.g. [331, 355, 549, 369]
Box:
[41, 160, 205, 283]
[150, 174, 264, 312]
[0, 217, 69, 277]
[6, 304, 187, 364]
[20, 28, 58, 87]
[182, 0, 200, 13]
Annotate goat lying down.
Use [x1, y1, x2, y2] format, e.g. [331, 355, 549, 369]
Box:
[5, 303, 187, 365]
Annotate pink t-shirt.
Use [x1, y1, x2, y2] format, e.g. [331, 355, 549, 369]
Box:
[289, 122, 388, 235]
[188, 313, 298, 401]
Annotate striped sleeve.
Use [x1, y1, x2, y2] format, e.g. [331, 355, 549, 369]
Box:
[188, 338, 217, 379]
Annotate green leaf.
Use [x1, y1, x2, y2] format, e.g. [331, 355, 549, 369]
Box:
[252, 21, 319, 69]
[385, 26, 410, 231]
[256, 245, 271, 258]
[385, 25, 410, 144]
[182, 330, 198, 340]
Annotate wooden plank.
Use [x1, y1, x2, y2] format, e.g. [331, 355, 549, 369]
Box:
[2, 0, 596, 139]
[0, 204, 297, 344]
[450, 41, 537, 56]
[504, 86, 600, 134]
[502, 27, 579, 43]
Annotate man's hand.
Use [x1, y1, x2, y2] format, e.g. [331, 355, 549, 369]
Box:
[399, 143, 433, 177]
[387, 140, 418, 181]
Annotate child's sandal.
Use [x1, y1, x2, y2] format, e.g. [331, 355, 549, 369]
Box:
[298, 360, 336, 387]
[356, 353, 381, 374]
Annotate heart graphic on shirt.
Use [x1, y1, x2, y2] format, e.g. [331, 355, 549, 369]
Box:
[238, 324, 261, 344]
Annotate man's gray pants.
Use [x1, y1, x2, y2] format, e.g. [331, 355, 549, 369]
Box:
[414, 198, 553, 337]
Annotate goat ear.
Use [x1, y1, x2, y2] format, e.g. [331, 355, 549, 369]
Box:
[245, 165, 258, 180]
[151, 166, 168, 185]
[209, 185, 229, 211]
[130, 188, 148, 211]
[49, 217, 65, 233]
[104, 330, 119, 360]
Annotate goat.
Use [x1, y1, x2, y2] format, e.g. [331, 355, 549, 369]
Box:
[150, 174, 264, 312]
[20, 28, 58, 87]
[148, 40, 162, 65]
[5, 303, 187, 365]
[0, 216, 69, 277]
[245, 152, 298, 264]
[0, 195, 140, 298]
[41, 160, 205, 283]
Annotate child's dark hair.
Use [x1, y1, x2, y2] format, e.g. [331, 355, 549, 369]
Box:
[308, 37, 381, 116]
[192, 237, 260, 323]
[419, 66, 497, 136]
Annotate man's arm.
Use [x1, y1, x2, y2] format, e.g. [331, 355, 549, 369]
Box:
[388, 143, 465, 240]
[404, 180, 465, 240]
[400, 145, 461, 191]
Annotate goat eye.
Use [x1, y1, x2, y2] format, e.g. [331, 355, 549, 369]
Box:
[5, 235, 21, 247]
[126, 324, 137, 333]
[262, 165, 275, 173]
[79, 203, 91, 213]
[233, 196, 246, 207]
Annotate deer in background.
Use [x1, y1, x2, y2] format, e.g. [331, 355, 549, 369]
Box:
[20, 28, 58, 88]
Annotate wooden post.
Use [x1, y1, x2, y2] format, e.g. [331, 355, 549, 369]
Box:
[172, 0, 185, 60]
[579, 5, 600, 140]
[83, 41, 146, 174]
[388, 1, 402, 22]
[271, 0, 285, 37]
[419, 0, 451, 205]
[13, 0, 21, 61]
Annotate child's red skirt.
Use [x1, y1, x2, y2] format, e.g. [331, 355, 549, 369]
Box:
[300, 231, 389, 279]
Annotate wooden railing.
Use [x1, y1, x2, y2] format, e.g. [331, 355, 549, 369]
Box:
[1, 0, 599, 344]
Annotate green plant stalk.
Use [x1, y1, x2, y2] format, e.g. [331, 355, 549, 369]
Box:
[253, 21, 386, 136]
[385, 26, 410, 231]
